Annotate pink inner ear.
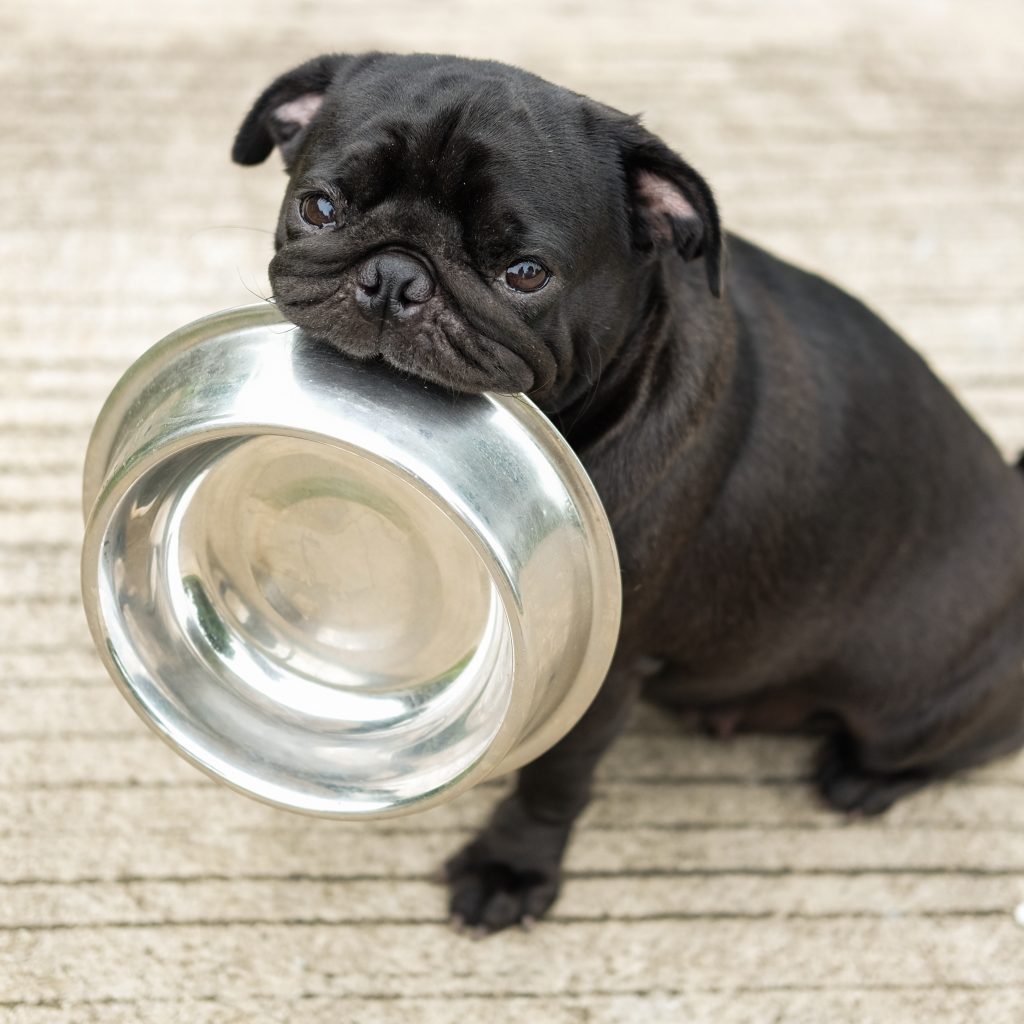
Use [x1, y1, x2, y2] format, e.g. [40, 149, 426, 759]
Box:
[636, 170, 697, 226]
[273, 92, 324, 129]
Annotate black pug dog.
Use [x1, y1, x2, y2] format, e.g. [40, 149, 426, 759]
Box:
[233, 52, 1024, 934]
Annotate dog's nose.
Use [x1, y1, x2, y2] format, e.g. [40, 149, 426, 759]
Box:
[354, 252, 435, 322]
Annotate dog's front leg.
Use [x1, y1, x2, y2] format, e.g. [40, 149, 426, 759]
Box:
[442, 657, 641, 935]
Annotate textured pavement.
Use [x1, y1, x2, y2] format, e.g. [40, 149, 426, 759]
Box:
[2, 1, 1023, 1021]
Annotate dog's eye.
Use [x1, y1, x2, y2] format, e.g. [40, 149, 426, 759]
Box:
[505, 259, 549, 293]
[300, 193, 337, 228]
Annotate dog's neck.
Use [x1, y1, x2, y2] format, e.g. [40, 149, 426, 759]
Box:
[541, 259, 752, 521]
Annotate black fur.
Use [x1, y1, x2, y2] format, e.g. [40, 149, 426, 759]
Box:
[234, 53, 1024, 934]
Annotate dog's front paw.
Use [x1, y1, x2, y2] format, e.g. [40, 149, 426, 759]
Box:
[439, 796, 572, 935]
[442, 839, 561, 935]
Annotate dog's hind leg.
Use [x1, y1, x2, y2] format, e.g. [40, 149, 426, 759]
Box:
[816, 732, 937, 814]
[815, 659, 1024, 815]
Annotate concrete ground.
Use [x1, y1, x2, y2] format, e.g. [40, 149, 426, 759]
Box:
[2, 1, 1023, 1021]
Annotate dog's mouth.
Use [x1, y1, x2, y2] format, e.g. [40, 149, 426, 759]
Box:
[373, 308, 536, 395]
[270, 265, 537, 395]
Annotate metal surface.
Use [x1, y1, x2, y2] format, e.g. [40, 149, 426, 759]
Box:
[80, 304, 621, 818]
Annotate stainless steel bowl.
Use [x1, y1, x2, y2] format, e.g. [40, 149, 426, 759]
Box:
[80, 305, 621, 818]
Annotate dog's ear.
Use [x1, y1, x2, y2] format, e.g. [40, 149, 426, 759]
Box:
[232, 54, 350, 168]
[609, 116, 724, 298]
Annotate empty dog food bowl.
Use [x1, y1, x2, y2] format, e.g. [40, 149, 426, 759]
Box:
[80, 305, 621, 818]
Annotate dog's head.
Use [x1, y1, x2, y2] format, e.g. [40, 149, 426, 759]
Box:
[233, 53, 722, 402]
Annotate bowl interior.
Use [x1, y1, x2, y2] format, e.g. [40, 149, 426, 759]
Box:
[95, 432, 517, 815]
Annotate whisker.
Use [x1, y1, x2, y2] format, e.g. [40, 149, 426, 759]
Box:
[564, 337, 603, 434]
[235, 267, 274, 305]
[188, 224, 276, 239]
